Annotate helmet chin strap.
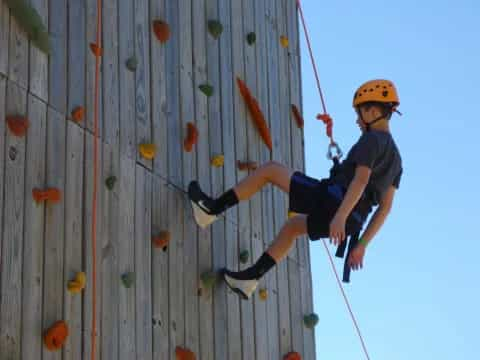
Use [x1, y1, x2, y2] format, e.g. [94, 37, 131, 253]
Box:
[360, 111, 388, 131]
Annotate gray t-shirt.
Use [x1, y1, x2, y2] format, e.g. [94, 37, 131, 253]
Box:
[332, 130, 402, 206]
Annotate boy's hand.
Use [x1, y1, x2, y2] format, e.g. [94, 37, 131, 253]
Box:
[329, 214, 346, 246]
[348, 245, 366, 270]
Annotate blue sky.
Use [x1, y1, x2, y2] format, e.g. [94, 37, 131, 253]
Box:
[298, 1, 480, 359]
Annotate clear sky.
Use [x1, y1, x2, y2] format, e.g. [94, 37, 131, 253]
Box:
[298, 0, 480, 359]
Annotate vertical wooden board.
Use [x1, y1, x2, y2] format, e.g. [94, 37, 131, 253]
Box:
[42, 107, 66, 360]
[82, 133, 102, 360]
[8, 4, 29, 89]
[117, 155, 136, 359]
[135, 0, 152, 169]
[300, 264, 316, 359]
[134, 165, 153, 360]
[253, 0, 269, 358]
[0, 78, 5, 290]
[29, 0, 48, 101]
[0, 81, 27, 360]
[21, 94, 47, 360]
[275, 1, 293, 355]
[150, 0, 167, 176]
[63, 121, 84, 360]
[68, 0, 86, 129]
[165, 0, 185, 357]
[191, 0, 215, 358]
[233, 0, 255, 359]
[118, 0, 136, 158]
[205, 0, 228, 358]
[218, 1, 242, 359]
[151, 175, 169, 359]
[85, 0, 103, 136]
[100, 142, 120, 360]
[288, 258, 304, 358]
[0, 2, 9, 76]
[48, 0, 67, 113]
[178, 0, 200, 356]
[288, 0, 303, 263]
[102, 0, 120, 145]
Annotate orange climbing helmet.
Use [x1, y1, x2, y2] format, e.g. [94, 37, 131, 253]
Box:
[352, 79, 400, 111]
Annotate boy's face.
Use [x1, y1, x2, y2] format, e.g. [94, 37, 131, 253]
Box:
[355, 105, 383, 132]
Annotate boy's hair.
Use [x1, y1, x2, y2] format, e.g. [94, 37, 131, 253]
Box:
[360, 101, 395, 121]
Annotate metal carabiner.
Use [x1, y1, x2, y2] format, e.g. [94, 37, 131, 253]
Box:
[327, 141, 343, 161]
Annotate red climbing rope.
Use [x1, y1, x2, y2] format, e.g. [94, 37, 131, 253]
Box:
[91, 0, 102, 358]
[296, 1, 371, 359]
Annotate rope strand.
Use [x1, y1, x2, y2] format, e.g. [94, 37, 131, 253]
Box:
[296, 1, 371, 359]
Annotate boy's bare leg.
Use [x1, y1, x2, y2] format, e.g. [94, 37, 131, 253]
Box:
[233, 161, 294, 200]
[266, 215, 308, 263]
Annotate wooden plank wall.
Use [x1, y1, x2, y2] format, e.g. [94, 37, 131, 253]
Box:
[0, 0, 316, 359]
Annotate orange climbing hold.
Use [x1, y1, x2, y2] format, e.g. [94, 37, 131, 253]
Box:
[291, 104, 304, 129]
[175, 346, 196, 360]
[284, 351, 302, 360]
[43, 320, 69, 351]
[67, 272, 86, 294]
[32, 188, 61, 204]
[237, 160, 258, 171]
[139, 143, 156, 160]
[236, 77, 272, 151]
[152, 231, 170, 251]
[6, 115, 29, 137]
[71, 107, 85, 123]
[89, 43, 102, 57]
[184, 122, 198, 152]
[153, 20, 170, 43]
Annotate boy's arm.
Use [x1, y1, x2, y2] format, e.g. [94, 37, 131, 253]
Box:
[330, 165, 371, 243]
[359, 185, 396, 246]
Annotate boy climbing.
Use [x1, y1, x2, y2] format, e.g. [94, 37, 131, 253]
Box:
[188, 79, 403, 300]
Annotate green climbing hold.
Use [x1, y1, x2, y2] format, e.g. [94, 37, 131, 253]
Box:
[200, 271, 218, 289]
[239, 250, 250, 264]
[5, 0, 51, 54]
[199, 84, 214, 97]
[247, 32, 256, 45]
[121, 272, 135, 288]
[303, 313, 319, 329]
[126, 56, 138, 72]
[208, 20, 223, 39]
[105, 176, 117, 190]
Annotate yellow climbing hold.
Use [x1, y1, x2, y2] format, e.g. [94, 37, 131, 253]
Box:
[259, 288, 268, 301]
[67, 272, 86, 294]
[139, 143, 156, 160]
[280, 35, 289, 48]
[211, 154, 224, 167]
[288, 211, 298, 219]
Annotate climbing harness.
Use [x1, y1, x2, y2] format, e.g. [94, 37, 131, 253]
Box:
[297, 0, 372, 359]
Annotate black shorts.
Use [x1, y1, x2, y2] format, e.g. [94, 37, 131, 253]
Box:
[288, 171, 365, 240]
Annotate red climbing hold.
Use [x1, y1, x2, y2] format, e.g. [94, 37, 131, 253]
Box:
[89, 43, 102, 57]
[71, 107, 85, 123]
[6, 115, 29, 137]
[175, 346, 196, 360]
[291, 104, 304, 129]
[32, 188, 61, 204]
[284, 351, 302, 360]
[237, 160, 258, 171]
[152, 231, 170, 251]
[43, 320, 69, 351]
[153, 20, 171, 43]
[184, 122, 198, 152]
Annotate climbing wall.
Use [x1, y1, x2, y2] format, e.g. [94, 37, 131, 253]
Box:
[0, 0, 316, 359]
